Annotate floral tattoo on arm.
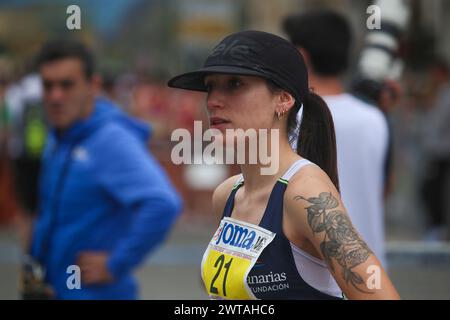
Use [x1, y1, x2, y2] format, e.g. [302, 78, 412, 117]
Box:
[294, 192, 373, 293]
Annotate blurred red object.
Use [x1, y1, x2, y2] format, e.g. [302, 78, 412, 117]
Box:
[0, 157, 18, 225]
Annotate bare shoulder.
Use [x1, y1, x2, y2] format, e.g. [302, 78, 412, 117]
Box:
[211, 174, 241, 223]
[283, 164, 344, 236]
[284, 163, 341, 204]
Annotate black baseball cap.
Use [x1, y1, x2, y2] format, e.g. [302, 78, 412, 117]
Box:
[168, 30, 309, 104]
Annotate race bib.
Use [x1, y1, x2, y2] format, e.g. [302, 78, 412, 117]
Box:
[201, 217, 276, 300]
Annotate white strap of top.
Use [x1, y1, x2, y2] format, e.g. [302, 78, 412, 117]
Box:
[234, 174, 244, 187]
[281, 158, 315, 181]
[233, 158, 315, 187]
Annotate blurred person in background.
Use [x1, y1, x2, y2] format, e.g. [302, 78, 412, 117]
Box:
[420, 58, 450, 241]
[283, 10, 390, 267]
[3, 72, 46, 247]
[26, 39, 182, 299]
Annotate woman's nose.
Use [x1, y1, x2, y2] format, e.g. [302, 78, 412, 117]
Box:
[206, 89, 225, 110]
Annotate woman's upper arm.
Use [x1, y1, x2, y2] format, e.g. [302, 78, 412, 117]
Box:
[284, 169, 400, 300]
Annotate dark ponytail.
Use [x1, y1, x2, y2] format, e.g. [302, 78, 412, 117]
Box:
[287, 91, 340, 191]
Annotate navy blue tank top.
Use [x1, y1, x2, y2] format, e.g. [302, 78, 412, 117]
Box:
[221, 159, 343, 300]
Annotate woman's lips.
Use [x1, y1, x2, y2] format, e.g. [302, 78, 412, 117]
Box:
[209, 117, 231, 129]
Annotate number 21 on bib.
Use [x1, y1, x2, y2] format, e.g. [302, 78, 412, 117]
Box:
[201, 217, 275, 299]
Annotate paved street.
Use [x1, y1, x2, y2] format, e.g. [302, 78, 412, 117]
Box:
[1, 215, 450, 300]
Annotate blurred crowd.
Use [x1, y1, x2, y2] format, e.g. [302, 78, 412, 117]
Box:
[0, 62, 225, 223]
[0, 2, 448, 237]
[7, 22, 450, 239]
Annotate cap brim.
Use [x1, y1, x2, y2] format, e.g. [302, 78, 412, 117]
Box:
[167, 65, 266, 92]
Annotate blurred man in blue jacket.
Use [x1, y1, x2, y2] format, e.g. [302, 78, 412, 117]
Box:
[29, 40, 182, 299]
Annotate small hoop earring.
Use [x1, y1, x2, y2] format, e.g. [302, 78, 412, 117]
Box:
[277, 109, 286, 119]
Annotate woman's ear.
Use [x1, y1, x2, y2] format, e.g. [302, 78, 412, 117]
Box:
[275, 91, 295, 119]
[276, 91, 295, 114]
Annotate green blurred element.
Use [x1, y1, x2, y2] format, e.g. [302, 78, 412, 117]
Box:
[23, 104, 46, 158]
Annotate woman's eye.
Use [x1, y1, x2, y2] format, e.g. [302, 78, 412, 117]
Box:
[228, 78, 242, 89]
